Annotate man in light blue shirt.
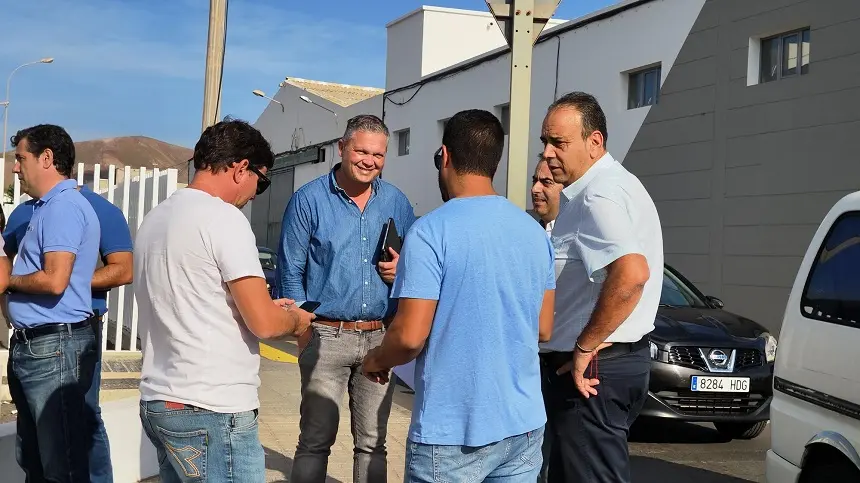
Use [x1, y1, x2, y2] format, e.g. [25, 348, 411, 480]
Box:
[362, 110, 556, 481]
[5, 124, 104, 481]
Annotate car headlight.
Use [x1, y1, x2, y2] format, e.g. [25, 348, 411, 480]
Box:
[760, 332, 777, 363]
[649, 341, 659, 360]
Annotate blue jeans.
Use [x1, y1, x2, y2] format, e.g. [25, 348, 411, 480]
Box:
[140, 400, 266, 483]
[405, 427, 545, 483]
[7, 320, 110, 482]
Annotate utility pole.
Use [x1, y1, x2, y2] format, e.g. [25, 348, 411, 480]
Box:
[192, 0, 228, 182]
[202, 0, 228, 131]
[486, 0, 559, 210]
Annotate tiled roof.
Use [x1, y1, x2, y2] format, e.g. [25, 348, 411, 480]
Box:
[284, 77, 384, 107]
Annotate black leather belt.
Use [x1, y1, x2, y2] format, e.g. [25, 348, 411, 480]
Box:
[13, 314, 99, 342]
[540, 338, 649, 367]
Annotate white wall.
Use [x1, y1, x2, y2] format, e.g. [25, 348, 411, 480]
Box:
[252, 84, 346, 154]
[385, 11, 425, 91]
[382, 0, 706, 215]
[386, 6, 565, 91]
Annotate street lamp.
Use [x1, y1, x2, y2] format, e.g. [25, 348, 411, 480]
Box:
[2, 57, 54, 195]
[252, 89, 284, 112]
[299, 95, 337, 116]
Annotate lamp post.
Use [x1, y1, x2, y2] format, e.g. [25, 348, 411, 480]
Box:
[252, 89, 284, 112]
[299, 95, 339, 133]
[2, 58, 54, 196]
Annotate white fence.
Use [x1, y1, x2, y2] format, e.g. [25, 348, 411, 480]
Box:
[2, 163, 180, 352]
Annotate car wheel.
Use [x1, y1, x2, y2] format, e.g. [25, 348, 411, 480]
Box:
[713, 421, 767, 440]
[799, 461, 860, 483]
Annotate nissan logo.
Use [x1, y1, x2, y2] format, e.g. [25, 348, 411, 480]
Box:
[709, 349, 729, 366]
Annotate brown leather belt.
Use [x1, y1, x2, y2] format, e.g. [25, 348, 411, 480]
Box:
[314, 319, 384, 331]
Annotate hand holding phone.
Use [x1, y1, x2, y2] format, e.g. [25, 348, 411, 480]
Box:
[298, 301, 321, 312]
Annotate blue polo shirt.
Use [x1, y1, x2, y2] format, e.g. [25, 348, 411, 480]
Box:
[3, 185, 132, 315]
[7, 179, 101, 328]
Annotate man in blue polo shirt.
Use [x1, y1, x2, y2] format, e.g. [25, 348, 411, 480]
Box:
[4, 173, 131, 483]
[5, 124, 104, 481]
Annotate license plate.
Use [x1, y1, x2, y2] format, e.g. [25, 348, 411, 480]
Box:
[690, 376, 750, 393]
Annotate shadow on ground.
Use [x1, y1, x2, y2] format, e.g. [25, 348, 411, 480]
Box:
[630, 418, 733, 444]
[631, 456, 755, 483]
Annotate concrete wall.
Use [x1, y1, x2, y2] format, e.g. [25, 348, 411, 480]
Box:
[385, 6, 566, 91]
[0, 397, 158, 482]
[623, 0, 860, 333]
[382, 0, 706, 216]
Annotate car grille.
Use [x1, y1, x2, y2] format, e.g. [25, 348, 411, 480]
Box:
[667, 346, 763, 372]
[655, 391, 768, 416]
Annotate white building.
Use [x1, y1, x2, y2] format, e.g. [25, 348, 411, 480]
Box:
[251, 0, 699, 224]
[252, 0, 860, 333]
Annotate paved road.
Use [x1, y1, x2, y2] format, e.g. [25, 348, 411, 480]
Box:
[145, 338, 769, 482]
[630, 418, 768, 483]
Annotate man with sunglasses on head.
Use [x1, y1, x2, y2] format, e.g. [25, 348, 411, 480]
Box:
[134, 119, 314, 482]
[361, 109, 555, 482]
[279, 114, 417, 483]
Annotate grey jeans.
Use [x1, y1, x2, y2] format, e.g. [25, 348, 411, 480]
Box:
[290, 323, 396, 483]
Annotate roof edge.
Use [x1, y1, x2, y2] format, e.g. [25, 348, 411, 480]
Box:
[384, 0, 657, 96]
[386, 5, 500, 29]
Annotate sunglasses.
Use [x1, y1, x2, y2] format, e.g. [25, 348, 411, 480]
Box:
[247, 164, 271, 195]
[434, 147, 443, 170]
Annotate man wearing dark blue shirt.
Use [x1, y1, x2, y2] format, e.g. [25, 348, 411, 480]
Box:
[4, 157, 133, 483]
[279, 114, 417, 483]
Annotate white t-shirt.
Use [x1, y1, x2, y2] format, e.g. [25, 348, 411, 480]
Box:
[135, 188, 265, 413]
[542, 152, 664, 352]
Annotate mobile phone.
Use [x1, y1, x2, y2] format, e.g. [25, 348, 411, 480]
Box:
[299, 301, 321, 312]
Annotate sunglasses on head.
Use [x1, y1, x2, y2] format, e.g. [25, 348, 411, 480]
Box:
[434, 147, 443, 170]
[247, 164, 271, 195]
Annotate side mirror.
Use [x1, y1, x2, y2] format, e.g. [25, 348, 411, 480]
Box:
[705, 296, 724, 309]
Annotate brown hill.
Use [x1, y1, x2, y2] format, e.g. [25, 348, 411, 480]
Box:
[3, 136, 192, 189]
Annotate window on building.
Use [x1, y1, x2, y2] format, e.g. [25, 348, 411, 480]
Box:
[627, 65, 661, 110]
[497, 104, 511, 135]
[397, 129, 410, 156]
[760, 28, 810, 83]
[801, 211, 860, 328]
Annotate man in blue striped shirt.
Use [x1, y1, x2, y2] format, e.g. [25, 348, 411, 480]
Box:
[278, 114, 417, 483]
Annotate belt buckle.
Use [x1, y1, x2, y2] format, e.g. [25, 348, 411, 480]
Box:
[354, 320, 365, 333]
[14, 328, 28, 343]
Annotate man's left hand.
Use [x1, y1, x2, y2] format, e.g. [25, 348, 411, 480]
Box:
[377, 247, 399, 284]
[362, 347, 391, 384]
[556, 342, 611, 399]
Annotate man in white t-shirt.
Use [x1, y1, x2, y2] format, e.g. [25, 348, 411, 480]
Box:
[134, 120, 314, 482]
[539, 92, 664, 483]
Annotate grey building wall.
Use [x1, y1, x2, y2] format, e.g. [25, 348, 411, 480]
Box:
[624, 0, 860, 333]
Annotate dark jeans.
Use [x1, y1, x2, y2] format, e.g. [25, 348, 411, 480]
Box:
[87, 315, 113, 482]
[7, 319, 110, 482]
[538, 341, 650, 483]
[291, 323, 396, 483]
[140, 400, 266, 483]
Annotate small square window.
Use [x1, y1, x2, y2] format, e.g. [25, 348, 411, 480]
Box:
[759, 28, 810, 83]
[627, 65, 661, 110]
[397, 129, 410, 156]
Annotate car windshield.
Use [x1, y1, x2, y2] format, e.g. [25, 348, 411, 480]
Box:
[259, 251, 276, 271]
[660, 268, 707, 308]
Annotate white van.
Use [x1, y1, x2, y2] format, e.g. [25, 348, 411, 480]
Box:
[766, 192, 860, 482]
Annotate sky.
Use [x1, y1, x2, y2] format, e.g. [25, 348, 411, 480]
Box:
[1, 0, 618, 148]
